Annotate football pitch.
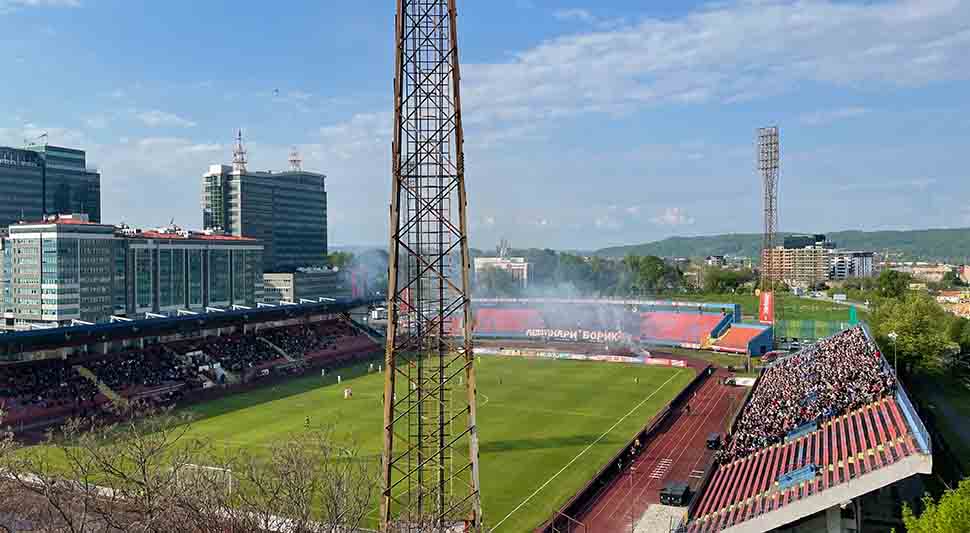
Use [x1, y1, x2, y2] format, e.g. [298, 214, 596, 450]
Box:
[42, 357, 694, 531]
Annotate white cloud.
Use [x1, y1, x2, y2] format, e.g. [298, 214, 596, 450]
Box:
[462, 0, 970, 127]
[554, 8, 594, 23]
[799, 107, 871, 126]
[1, 0, 79, 8]
[135, 110, 197, 128]
[85, 116, 108, 129]
[651, 207, 695, 226]
[318, 112, 391, 160]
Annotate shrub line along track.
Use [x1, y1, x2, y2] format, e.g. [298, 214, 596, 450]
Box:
[491, 369, 686, 531]
[576, 367, 744, 531]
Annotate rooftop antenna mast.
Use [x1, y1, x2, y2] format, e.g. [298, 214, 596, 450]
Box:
[231, 129, 248, 174]
[24, 132, 48, 148]
[381, 0, 481, 531]
[288, 146, 303, 171]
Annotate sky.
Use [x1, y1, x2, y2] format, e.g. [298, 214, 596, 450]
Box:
[0, 0, 968, 251]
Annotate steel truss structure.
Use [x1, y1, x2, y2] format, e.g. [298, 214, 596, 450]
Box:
[381, 0, 481, 531]
[758, 126, 780, 292]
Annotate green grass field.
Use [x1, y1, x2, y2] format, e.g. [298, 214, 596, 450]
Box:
[665, 292, 868, 323]
[33, 357, 693, 532]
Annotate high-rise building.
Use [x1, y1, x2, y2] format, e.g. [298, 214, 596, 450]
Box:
[3, 215, 263, 331]
[202, 134, 327, 272]
[262, 269, 343, 303]
[762, 239, 830, 286]
[0, 144, 101, 228]
[829, 251, 875, 280]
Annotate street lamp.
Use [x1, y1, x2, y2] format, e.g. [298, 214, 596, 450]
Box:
[888, 331, 898, 376]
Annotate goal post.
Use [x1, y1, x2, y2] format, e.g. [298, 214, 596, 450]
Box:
[176, 463, 235, 498]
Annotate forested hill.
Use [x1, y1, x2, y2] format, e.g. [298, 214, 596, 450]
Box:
[594, 228, 970, 262]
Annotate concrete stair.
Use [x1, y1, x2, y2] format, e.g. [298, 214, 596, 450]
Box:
[74, 365, 129, 408]
[258, 337, 296, 362]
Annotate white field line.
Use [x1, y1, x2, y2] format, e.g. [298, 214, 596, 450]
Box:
[490, 370, 684, 530]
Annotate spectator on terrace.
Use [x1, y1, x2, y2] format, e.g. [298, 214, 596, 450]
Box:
[717, 327, 895, 463]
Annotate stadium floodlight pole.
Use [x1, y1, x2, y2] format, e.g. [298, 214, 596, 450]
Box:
[758, 126, 780, 372]
[381, 0, 482, 530]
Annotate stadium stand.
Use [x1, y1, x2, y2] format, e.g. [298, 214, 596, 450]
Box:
[718, 327, 895, 463]
[711, 324, 773, 356]
[0, 316, 379, 427]
[0, 359, 102, 425]
[639, 311, 729, 347]
[683, 326, 931, 532]
[472, 307, 546, 336]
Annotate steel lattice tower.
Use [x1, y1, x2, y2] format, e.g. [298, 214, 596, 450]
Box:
[381, 0, 481, 531]
[758, 127, 780, 292]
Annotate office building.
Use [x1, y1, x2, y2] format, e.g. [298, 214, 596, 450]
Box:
[473, 239, 530, 288]
[202, 134, 327, 272]
[263, 269, 343, 303]
[0, 144, 101, 228]
[829, 251, 875, 280]
[3, 215, 263, 331]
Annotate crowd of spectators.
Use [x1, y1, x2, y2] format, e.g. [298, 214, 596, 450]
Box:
[0, 359, 99, 415]
[719, 326, 896, 463]
[0, 319, 373, 424]
[86, 345, 198, 392]
[200, 333, 282, 373]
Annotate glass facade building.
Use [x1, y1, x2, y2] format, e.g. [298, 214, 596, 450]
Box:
[202, 164, 327, 272]
[0, 145, 101, 229]
[2, 219, 263, 331]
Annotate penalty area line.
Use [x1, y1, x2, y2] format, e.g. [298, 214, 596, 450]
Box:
[491, 369, 684, 530]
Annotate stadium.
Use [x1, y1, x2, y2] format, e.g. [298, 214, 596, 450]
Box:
[0, 295, 932, 532]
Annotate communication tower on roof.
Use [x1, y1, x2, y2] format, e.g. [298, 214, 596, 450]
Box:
[231, 129, 248, 174]
[288, 147, 303, 171]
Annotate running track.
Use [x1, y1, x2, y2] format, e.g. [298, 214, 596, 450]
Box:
[575, 367, 747, 531]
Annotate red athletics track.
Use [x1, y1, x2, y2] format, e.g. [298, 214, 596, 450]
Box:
[574, 365, 746, 531]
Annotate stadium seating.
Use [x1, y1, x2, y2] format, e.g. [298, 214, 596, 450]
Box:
[686, 326, 929, 532]
[0, 359, 101, 425]
[719, 326, 895, 463]
[690, 396, 919, 532]
[473, 308, 546, 335]
[0, 318, 379, 427]
[639, 311, 726, 346]
[712, 324, 772, 355]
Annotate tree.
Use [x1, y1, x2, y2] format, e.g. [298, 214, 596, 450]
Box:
[0, 406, 377, 533]
[876, 269, 912, 299]
[327, 252, 355, 270]
[702, 267, 755, 294]
[220, 429, 376, 533]
[871, 293, 959, 374]
[902, 477, 970, 533]
[476, 266, 523, 298]
[941, 270, 965, 288]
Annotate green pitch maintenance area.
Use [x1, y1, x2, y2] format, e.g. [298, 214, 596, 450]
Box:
[36, 357, 695, 532]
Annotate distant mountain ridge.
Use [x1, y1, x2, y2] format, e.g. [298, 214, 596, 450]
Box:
[594, 228, 970, 263]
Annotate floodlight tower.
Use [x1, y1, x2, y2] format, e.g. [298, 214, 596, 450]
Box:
[758, 126, 780, 326]
[381, 0, 481, 531]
